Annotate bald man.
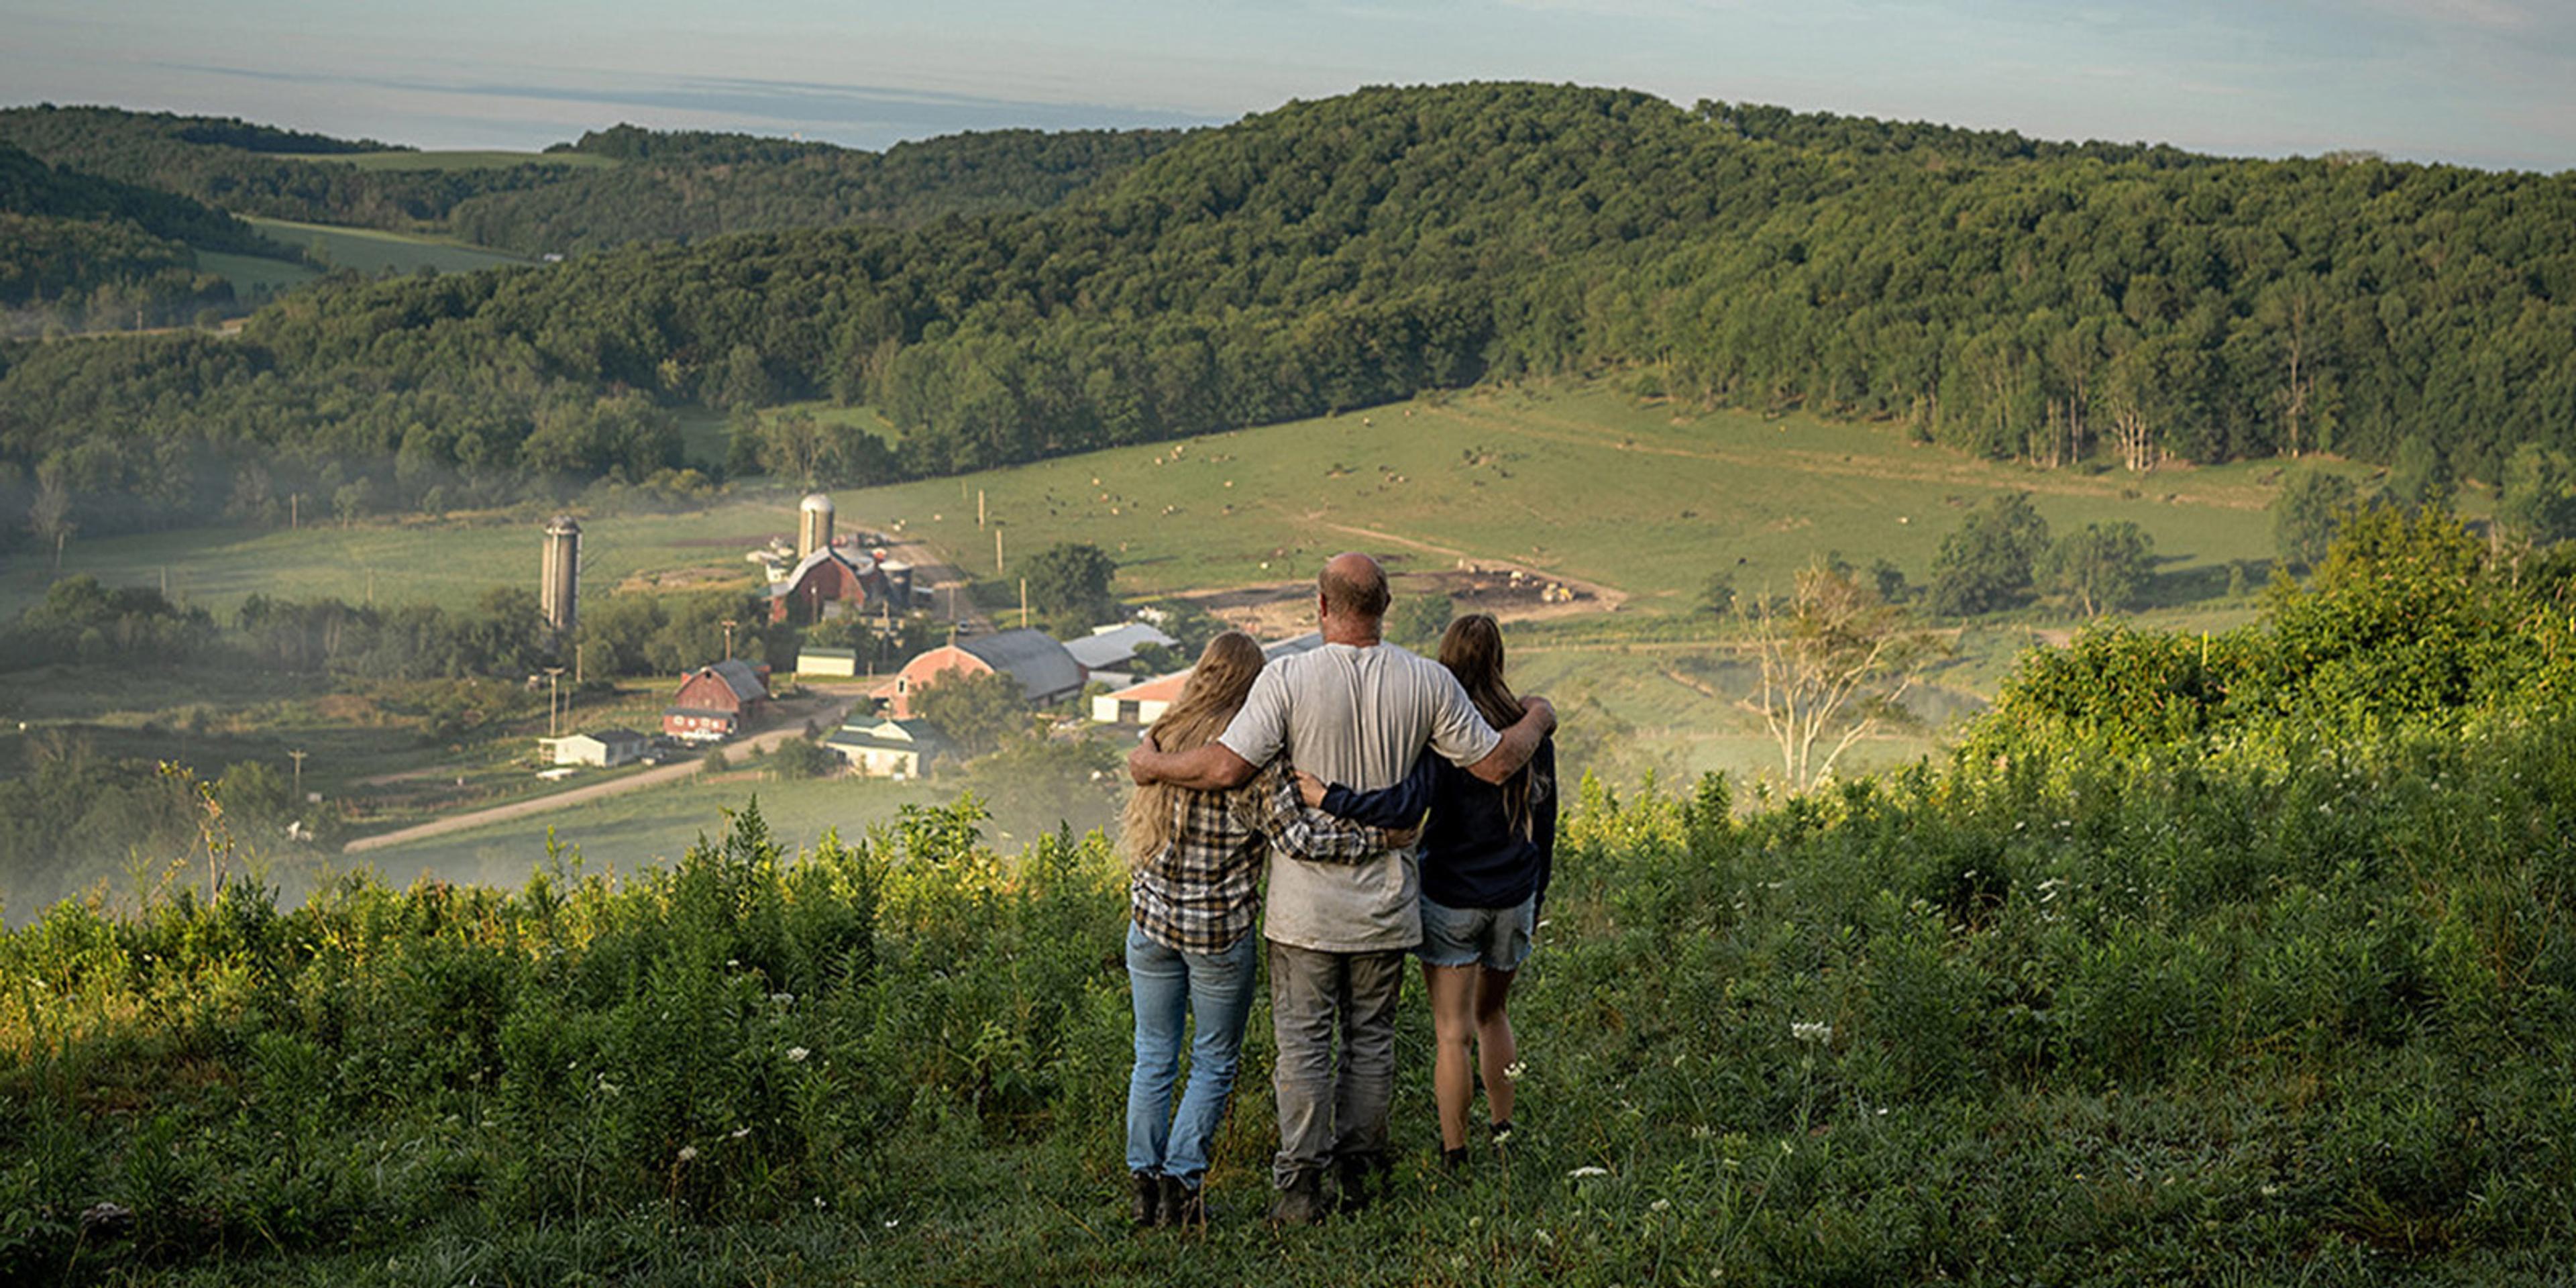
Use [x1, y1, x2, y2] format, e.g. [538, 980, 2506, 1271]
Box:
[1128, 553, 1554, 1223]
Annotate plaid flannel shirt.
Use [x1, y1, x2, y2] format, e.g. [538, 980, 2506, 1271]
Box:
[1130, 763, 1392, 955]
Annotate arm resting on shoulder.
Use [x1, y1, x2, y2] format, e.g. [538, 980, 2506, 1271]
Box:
[1240, 765, 1405, 865]
[1465, 696, 1556, 785]
[1128, 737, 1259, 790]
[1310, 754, 1436, 828]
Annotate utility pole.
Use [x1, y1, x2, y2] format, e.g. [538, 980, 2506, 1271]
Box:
[544, 666, 566, 737]
[721, 619, 739, 661]
[287, 748, 309, 802]
[977, 489, 986, 529]
[290, 494, 299, 529]
[994, 526, 1004, 574]
[1020, 577, 1029, 629]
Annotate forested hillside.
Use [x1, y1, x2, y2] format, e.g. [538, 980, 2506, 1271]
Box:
[0, 106, 1185, 253]
[0, 144, 298, 331]
[5, 83, 2573, 541]
[446, 125, 1187, 254]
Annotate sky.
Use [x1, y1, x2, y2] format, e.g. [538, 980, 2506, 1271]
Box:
[1, 0, 2571, 171]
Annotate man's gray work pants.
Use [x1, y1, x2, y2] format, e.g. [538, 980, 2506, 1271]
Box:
[1267, 939, 1405, 1189]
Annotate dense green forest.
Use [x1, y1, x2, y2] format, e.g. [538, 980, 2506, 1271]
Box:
[9, 513, 2576, 1285]
[4, 83, 2573, 542]
[447, 125, 1187, 254]
[0, 106, 1185, 254]
[0, 144, 297, 332]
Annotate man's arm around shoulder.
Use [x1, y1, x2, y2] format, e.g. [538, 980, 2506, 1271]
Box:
[1129, 736, 1260, 790]
[1465, 696, 1556, 785]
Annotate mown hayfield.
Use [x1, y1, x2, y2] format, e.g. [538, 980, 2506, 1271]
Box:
[191, 248, 321, 297]
[268, 149, 622, 172]
[242, 217, 531, 275]
[339, 775, 941, 897]
[0, 499, 821, 623]
[5, 382, 2313, 639]
[843, 383, 2357, 611]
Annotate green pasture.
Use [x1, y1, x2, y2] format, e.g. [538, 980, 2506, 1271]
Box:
[242, 217, 531, 275]
[0, 500, 826, 622]
[839, 383, 2351, 613]
[350, 775, 940, 895]
[192, 248, 321, 297]
[269, 149, 621, 172]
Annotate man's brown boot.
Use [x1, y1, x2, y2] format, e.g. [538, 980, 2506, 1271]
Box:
[1267, 1169, 1327, 1227]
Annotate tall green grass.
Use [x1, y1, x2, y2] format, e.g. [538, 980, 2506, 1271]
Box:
[8, 714, 2576, 1283]
[8, 512, 2574, 1283]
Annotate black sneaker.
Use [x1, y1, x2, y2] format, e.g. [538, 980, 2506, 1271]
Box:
[1161, 1175, 1205, 1230]
[1132, 1170, 1164, 1228]
[1267, 1169, 1328, 1227]
[1440, 1145, 1470, 1173]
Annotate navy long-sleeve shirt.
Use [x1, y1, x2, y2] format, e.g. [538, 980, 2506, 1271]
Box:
[1321, 737, 1556, 911]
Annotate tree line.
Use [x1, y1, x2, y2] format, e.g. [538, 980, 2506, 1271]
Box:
[4, 83, 2572, 545]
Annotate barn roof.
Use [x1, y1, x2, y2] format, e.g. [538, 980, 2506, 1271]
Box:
[762, 547, 881, 600]
[1063, 622, 1179, 672]
[710, 659, 769, 700]
[957, 629, 1085, 703]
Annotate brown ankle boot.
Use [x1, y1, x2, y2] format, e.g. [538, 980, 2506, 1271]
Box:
[1161, 1175, 1205, 1230]
[1267, 1169, 1327, 1226]
[1131, 1170, 1164, 1228]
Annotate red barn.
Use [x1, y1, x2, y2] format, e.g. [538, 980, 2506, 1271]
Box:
[662, 659, 771, 741]
[764, 547, 897, 625]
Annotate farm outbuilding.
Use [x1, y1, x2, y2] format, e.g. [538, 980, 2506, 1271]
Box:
[662, 659, 771, 741]
[797, 645, 859, 678]
[870, 628, 1084, 718]
[1087, 632, 1326, 725]
[543, 727, 651, 767]
[762, 547, 898, 625]
[824, 716, 953, 779]
[1063, 621, 1179, 683]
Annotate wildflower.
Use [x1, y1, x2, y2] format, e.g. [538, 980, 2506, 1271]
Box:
[1650, 1199, 1672, 1214]
[731, 1126, 753, 1140]
[727, 959, 741, 968]
[771, 992, 795, 1006]
[883, 1217, 900, 1228]
[787, 1046, 810, 1063]
[678, 1146, 698, 1163]
[1568, 1166, 1609, 1179]
[1792, 1020, 1832, 1044]
[1503, 1060, 1527, 1082]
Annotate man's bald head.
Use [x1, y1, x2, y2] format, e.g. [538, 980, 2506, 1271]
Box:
[1319, 552, 1391, 623]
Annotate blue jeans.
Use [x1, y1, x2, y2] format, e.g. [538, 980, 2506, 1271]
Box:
[1125, 922, 1261, 1183]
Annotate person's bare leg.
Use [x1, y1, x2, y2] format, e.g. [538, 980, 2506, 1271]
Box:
[1422, 962, 1480, 1151]
[1474, 966, 1518, 1130]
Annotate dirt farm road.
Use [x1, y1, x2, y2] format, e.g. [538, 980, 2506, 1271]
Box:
[341, 688, 865, 856]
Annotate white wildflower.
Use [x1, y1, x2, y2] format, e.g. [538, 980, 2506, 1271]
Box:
[677, 1146, 698, 1163]
[1568, 1166, 1610, 1179]
[787, 1046, 810, 1063]
[1791, 1020, 1833, 1044]
[771, 992, 795, 1006]
[1503, 1060, 1527, 1081]
[1650, 1199, 1672, 1214]
[731, 1126, 753, 1140]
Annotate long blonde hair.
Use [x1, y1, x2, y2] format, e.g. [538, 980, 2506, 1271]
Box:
[1120, 631, 1269, 871]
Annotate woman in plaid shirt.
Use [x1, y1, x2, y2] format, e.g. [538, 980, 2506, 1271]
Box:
[1117, 631, 1407, 1229]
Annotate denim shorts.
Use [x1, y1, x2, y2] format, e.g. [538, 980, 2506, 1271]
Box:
[1415, 892, 1536, 972]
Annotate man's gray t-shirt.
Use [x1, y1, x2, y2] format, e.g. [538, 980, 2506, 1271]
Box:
[1218, 641, 1503, 952]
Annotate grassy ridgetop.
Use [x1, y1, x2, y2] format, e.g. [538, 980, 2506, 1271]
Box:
[241, 216, 533, 274]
